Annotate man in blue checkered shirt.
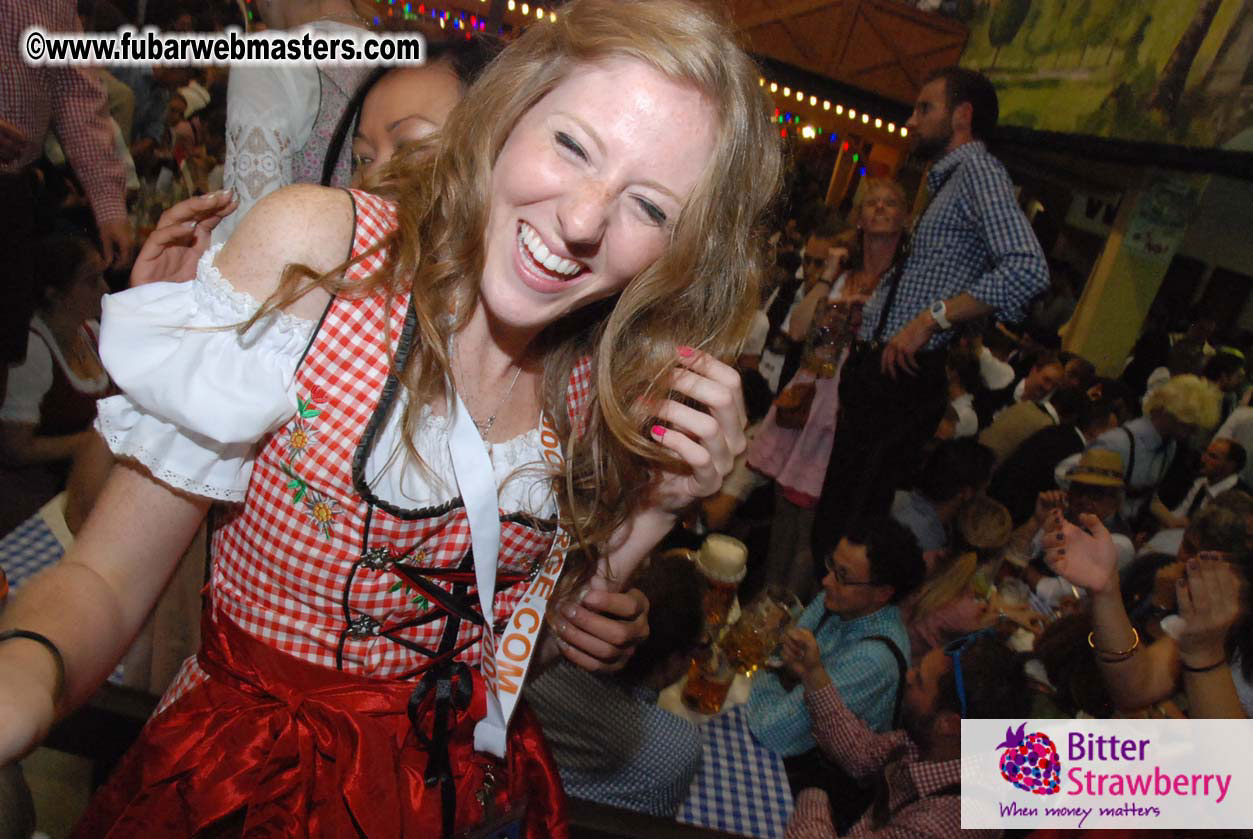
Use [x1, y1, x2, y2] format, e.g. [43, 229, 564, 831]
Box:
[811, 66, 1048, 565]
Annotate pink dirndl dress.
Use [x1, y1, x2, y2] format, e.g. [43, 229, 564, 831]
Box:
[747, 275, 858, 509]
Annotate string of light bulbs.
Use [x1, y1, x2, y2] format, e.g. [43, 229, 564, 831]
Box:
[266, 1, 908, 145]
[758, 76, 908, 142]
[362, 0, 553, 28]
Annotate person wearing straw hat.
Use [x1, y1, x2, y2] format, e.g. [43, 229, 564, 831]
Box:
[1005, 449, 1133, 610]
[1054, 374, 1222, 522]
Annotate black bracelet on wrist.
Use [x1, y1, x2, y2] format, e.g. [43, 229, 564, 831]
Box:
[0, 629, 66, 704]
[1180, 657, 1228, 673]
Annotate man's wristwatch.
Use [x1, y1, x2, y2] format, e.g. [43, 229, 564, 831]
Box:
[928, 299, 952, 331]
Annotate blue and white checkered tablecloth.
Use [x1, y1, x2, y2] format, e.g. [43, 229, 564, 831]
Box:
[0, 512, 65, 590]
[677, 704, 793, 839]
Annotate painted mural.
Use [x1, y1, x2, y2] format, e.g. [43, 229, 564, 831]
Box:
[958, 0, 1253, 150]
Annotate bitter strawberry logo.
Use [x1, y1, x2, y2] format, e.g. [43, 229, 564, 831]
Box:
[997, 722, 1061, 795]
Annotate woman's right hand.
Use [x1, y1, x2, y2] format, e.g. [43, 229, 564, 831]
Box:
[1042, 510, 1120, 595]
[1176, 555, 1244, 667]
[130, 190, 239, 287]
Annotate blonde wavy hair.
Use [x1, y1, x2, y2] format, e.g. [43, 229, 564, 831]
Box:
[837, 178, 909, 273]
[1144, 374, 1221, 430]
[264, 0, 783, 591]
[908, 551, 978, 621]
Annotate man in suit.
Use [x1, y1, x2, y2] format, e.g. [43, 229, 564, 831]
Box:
[1150, 437, 1249, 532]
[974, 349, 1064, 429]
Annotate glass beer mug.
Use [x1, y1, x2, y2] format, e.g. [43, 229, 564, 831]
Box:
[720, 585, 803, 672]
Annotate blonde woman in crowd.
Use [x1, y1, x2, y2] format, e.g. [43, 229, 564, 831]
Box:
[748, 179, 910, 595]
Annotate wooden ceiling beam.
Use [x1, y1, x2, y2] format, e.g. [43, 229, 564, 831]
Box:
[737, 0, 969, 105]
[856, 5, 921, 90]
[733, 0, 841, 32]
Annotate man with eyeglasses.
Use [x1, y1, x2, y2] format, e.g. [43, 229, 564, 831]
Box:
[747, 517, 925, 759]
[780, 628, 1028, 838]
[758, 221, 844, 393]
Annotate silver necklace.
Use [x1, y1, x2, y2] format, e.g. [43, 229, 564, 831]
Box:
[454, 335, 524, 439]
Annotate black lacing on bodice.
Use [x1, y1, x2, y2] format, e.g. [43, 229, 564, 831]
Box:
[332, 299, 536, 837]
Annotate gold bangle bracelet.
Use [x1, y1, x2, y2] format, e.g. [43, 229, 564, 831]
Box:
[1088, 628, 1139, 660]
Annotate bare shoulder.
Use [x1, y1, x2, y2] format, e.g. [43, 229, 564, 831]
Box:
[213, 185, 355, 321]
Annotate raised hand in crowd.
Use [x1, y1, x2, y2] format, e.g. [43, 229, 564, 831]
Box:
[130, 190, 238, 286]
[819, 245, 850, 284]
[1041, 509, 1120, 594]
[1033, 489, 1066, 528]
[987, 590, 1047, 636]
[1176, 555, 1244, 670]
[1175, 554, 1247, 718]
[1044, 501, 1249, 717]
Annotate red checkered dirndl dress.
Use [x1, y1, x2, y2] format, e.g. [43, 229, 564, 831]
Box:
[74, 190, 586, 839]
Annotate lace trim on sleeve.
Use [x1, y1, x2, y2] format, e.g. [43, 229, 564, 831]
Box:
[193, 244, 315, 344]
[95, 417, 250, 503]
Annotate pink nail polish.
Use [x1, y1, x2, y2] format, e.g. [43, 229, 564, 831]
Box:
[651, 425, 666, 439]
[677, 345, 694, 358]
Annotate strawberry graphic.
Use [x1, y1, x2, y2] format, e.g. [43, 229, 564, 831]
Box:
[996, 723, 1061, 795]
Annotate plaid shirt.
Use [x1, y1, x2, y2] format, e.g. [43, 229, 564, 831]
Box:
[859, 140, 1047, 350]
[0, 0, 126, 224]
[526, 662, 703, 818]
[785, 682, 997, 839]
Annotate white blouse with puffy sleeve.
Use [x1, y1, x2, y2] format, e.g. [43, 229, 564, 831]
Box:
[95, 246, 555, 518]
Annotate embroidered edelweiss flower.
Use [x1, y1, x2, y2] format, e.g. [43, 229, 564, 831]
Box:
[303, 491, 339, 538]
[286, 420, 315, 460]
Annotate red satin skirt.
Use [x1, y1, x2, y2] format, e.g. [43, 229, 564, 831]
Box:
[72, 611, 568, 838]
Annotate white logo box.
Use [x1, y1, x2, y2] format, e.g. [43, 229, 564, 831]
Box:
[960, 719, 1253, 830]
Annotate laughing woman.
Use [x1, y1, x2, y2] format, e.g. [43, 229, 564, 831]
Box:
[0, 1, 783, 837]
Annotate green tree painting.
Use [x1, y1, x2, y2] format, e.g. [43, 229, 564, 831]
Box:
[960, 0, 1253, 149]
[988, 0, 1032, 66]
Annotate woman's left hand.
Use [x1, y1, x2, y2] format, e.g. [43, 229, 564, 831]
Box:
[130, 190, 239, 287]
[549, 586, 649, 672]
[648, 347, 747, 513]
